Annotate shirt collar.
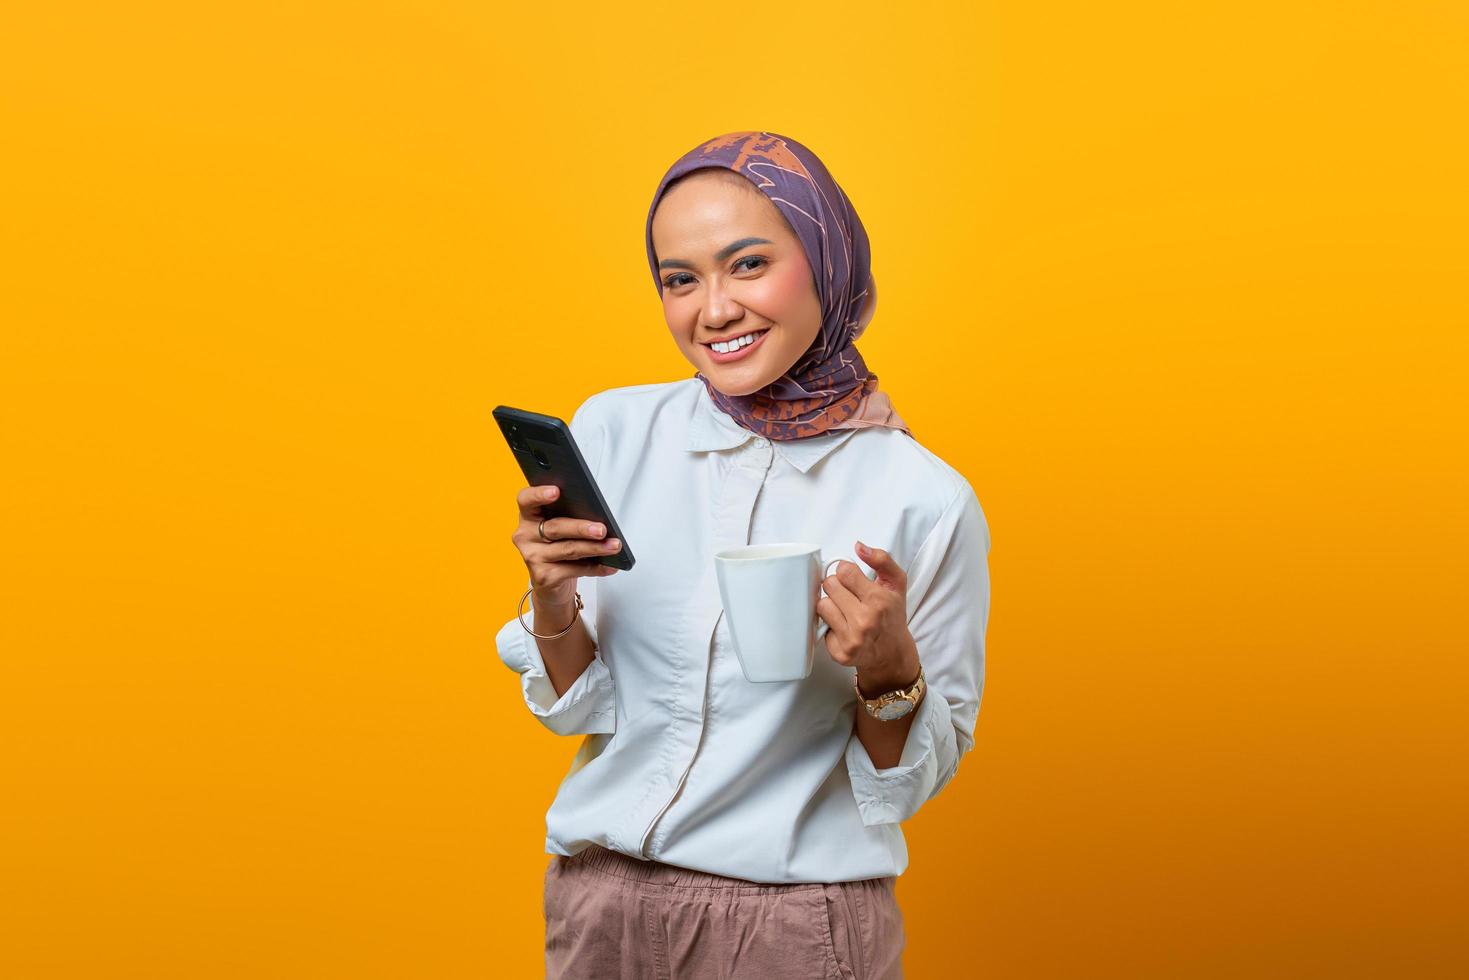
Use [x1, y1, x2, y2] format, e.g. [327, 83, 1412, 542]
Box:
[685, 379, 858, 474]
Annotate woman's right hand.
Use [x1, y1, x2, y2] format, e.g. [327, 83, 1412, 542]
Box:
[512, 484, 622, 607]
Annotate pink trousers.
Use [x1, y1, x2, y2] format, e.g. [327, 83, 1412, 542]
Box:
[543, 844, 905, 979]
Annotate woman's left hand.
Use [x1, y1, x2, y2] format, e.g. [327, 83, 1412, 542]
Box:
[817, 541, 922, 694]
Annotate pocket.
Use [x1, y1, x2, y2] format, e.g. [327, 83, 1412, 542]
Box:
[543, 858, 560, 923]
[819, 885, 859, 980]
[640, 895, 670, 980]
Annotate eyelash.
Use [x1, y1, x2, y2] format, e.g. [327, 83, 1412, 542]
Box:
[663, 255, 767, 291]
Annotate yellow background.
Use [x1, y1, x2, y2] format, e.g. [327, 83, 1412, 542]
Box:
[3, 1, 1466, 976]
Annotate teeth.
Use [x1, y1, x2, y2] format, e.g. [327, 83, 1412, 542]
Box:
[713, 331, 761, 353]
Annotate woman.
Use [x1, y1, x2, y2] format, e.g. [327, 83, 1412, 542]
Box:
[496, 131, 991, 979]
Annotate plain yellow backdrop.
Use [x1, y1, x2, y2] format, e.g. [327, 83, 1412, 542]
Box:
[3, 1, 1466, 977]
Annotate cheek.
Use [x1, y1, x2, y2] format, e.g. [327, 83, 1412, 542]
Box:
[662, 294, 698, 333]
[756, 264, 818, 317]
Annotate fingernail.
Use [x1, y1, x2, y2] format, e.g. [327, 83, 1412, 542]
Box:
[544, 486, 557, 498]
[604, 538, 620, 550]
[587, 523, 604, 537]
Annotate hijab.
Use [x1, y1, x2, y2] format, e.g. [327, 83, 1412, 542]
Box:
[644, 131, 913, 442]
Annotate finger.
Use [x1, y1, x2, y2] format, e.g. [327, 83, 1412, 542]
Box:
[822, 566, 867, 622]
[541, 537, 621, 563]
[516, 483, 562, 518]
[855, 541, 906, 592]
[579, 558, 621, 576]
[823, 632, 856, 666]
[545, 557, 614, 578]
[832, 557, 883, 602]
[532, 516, 608, 542]
[816, 597, 855, 665]
[538, 558, 619, 590]
[815, 594, 849, 638]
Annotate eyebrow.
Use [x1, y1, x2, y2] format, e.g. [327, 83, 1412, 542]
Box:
[658, 237, 773, 271]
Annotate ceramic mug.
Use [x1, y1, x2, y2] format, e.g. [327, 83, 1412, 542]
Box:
[713, 542, 876, 683]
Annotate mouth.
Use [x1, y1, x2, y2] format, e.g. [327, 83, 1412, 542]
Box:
[702, 328, 771, 364]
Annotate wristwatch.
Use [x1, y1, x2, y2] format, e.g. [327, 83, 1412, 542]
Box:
[854, 666, 926, 721]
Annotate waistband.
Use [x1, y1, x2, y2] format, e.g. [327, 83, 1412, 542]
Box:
[560, 844, 828, 892]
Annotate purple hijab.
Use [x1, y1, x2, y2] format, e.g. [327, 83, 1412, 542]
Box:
[644, 131, 912, 441]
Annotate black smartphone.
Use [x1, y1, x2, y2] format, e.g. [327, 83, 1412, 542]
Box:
[492, 404, 635, 571]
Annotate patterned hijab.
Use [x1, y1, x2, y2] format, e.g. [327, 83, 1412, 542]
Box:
[644, 131, 913, 442]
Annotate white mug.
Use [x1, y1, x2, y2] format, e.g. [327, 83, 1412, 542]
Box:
[713, 542, 877, 683]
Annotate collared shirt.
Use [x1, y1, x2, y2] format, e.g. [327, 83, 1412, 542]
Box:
[495, 377, 991, 883]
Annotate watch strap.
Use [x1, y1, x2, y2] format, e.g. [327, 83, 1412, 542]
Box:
[854, 665, 926, 719]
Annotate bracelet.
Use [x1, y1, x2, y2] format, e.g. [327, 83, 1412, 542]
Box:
[517, 586, 583, 639]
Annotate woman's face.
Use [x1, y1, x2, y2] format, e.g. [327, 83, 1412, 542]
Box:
[651, 171, 823, 396]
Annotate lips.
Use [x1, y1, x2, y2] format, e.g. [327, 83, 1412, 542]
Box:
[702, 329, 769, 348]
[703, 329, 770, 363]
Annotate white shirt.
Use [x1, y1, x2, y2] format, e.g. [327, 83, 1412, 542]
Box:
[495, 376, 991, 883]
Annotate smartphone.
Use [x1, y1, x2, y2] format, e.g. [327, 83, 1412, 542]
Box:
[493, 404, 635, 571]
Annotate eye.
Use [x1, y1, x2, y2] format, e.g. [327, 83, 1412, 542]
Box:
[661, 256, 766, 292]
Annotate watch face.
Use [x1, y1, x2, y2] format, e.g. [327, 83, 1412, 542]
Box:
[875, 698, 914, 721]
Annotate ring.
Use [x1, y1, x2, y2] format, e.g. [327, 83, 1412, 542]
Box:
[538, 519, 550, 542]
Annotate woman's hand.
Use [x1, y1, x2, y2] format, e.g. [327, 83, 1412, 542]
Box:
[511, 484, 622, 607]
[817, 541, 922, 696]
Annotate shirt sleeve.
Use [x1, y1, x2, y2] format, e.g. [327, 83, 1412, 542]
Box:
[493, 395, 618, 736]
[845, 482, 991, 826]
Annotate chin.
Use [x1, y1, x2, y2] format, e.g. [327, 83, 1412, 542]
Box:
[701, 364, 779, 397]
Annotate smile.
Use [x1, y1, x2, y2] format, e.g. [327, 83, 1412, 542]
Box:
[704, 329, 770, 363]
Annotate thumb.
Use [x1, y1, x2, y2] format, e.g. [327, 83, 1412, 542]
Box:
[856, 541, 904, 590]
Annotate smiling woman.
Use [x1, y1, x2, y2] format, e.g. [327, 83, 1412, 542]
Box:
[645, 133, 908, 440]
[651, 168, 826, 389]
[499, 131, 991, 980]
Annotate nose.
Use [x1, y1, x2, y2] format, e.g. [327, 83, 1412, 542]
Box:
[701, 278, 745, 331]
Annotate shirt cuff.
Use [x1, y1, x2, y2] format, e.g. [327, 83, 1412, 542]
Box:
[845, 686, 957, 827]
[495, 615, 617, 736]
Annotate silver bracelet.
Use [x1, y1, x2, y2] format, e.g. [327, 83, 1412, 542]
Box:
[518, 586, 583, 639]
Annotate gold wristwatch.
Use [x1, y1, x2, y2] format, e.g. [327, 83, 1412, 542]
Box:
[854, 666, 926, 721]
